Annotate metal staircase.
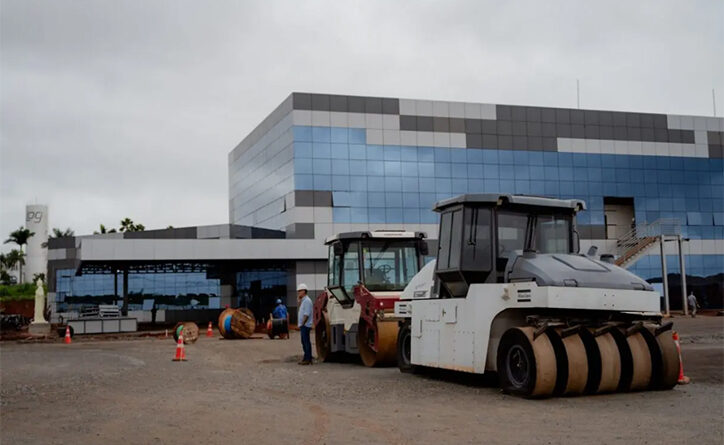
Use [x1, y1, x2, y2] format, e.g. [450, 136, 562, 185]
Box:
[614, 219, 681, 268]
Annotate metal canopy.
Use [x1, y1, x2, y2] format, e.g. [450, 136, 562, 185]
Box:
[78, 261, 214, 275]
[433, 193, 586, 212]
[77, 259, 290, 276]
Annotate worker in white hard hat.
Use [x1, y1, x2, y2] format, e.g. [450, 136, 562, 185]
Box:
[296, 283, 313, 365]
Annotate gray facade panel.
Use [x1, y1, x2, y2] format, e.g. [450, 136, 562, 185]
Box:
[48, 237, 75, 249]
[313, 191, 333, 207]
[311, 94, 331, 111]
[285, 223, 315, 239]
[124, 227, 198, 239]
[294, 190, 316, 207]
[329, 94, 347, 112]
[293, 93, 400, 115]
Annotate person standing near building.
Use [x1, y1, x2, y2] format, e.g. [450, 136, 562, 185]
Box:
[270, 298, 289, 339]
[296, 284, 313, 365]
[687, 291, 699, 318]
[272, 299, 287, 320]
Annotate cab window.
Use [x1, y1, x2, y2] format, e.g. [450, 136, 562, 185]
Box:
[327, 245, 341, 287]
[462, 207, 492, 271]
[534, 214, 571, 253]
[362, 240, 419, 291]
[342, 242, 360, 293]
[497, 211, 528, 255]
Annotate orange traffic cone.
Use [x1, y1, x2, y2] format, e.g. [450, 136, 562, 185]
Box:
[173, 334, 186, 361]
[206, 321, 213, 337]
[672, 331, 690, 384]
[64, 326, 72, 344]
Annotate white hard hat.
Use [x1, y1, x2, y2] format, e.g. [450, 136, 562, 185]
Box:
[296, 283, 308, 292]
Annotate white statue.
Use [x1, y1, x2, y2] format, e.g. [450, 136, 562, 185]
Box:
[33, 277, 47, 324]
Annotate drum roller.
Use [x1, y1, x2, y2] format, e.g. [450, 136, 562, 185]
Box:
[358, 319, 399, 367]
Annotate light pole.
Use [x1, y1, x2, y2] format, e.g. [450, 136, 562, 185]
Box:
[677, 235, 690, 316]
[659, 235, 669, 317]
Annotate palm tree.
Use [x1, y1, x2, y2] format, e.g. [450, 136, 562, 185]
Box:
[118, 218, 145, 232]
[2, 249, 25, 284]
[0, 253, 11, 284]
[4, 228, 34, 284]
[119, 218, 135, 232]
[5, 249, 24, 268]
[51, 227, 75, 238]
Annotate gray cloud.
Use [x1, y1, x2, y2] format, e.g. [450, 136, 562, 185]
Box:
[1, 0, 722, 250]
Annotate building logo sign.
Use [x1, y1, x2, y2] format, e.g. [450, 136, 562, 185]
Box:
[26, 211, 44, 224]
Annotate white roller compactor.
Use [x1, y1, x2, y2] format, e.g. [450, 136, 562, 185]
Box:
[394, 194, 679, 397]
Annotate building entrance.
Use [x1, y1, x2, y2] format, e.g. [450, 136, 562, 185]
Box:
[604, 197, 635, 241]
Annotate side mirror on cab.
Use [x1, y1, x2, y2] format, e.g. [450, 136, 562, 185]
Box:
[419, 240, 429, 256]
[333, 242, 343, 256]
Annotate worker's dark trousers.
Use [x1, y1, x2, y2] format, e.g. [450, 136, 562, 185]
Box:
[300, 326, 312, 361]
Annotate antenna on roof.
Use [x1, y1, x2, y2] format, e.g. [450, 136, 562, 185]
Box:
[713, 88, 717, 117]
[576, 79, 580, 109]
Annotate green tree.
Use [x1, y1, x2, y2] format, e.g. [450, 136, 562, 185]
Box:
[0, 270, 10, 285]
[4, 228, 34, 284]
[51, 227, 74, 238]
[119, 218, 145, 232]
[0, 249, 25, 285]
[0, 253, 12, 285]
[119, 218, 134, 232]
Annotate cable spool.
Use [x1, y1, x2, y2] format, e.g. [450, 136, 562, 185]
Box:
[173, 322, 199, 344]
[217, 308, 237, 339]
[267, 318, 289, 339]
[231, 308, 256, 339]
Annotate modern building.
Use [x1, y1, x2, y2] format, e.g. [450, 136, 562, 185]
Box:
[47, 92, 724, 323]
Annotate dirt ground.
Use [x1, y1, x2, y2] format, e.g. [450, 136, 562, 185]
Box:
[1, 316, 722, 445]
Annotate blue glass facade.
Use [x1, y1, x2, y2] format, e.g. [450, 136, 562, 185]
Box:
[292, 125, 724, 239]
[55, 269, 220, 311]
[222, 92, 724, 309]
[236, 268, 287, 322]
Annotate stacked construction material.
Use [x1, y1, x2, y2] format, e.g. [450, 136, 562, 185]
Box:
[217, 308, 256, 339]
[173, 322, 199, 344]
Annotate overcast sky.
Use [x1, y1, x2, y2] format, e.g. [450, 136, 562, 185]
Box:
[1, 0, 722, 251]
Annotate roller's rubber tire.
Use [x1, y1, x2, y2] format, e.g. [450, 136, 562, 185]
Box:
[315, 312, 333, 362]
[497, 327, 557, 398]
[580, 329, 622, 394]
[358, 319, 398, 367]
[396, 321, 418, 373]
[626, 331, 653, 391]
[552, 328, 589, 396]
[648, 328, 679, 390]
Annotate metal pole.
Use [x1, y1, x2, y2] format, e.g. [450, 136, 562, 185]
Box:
[122, 268, 129, 316]
[660, 235, 670, 317]
[678, 235, 688, 316]
[576, 79, 580, 109]
[713, 88, 717, 117]
[114, 270, 118, 306]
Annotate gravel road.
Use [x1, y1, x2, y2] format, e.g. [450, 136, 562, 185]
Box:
[1, 316, 722, 445]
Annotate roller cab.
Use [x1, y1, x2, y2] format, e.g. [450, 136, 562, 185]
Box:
[395, 194, 678, 397]
[313, 230, 428, 366]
